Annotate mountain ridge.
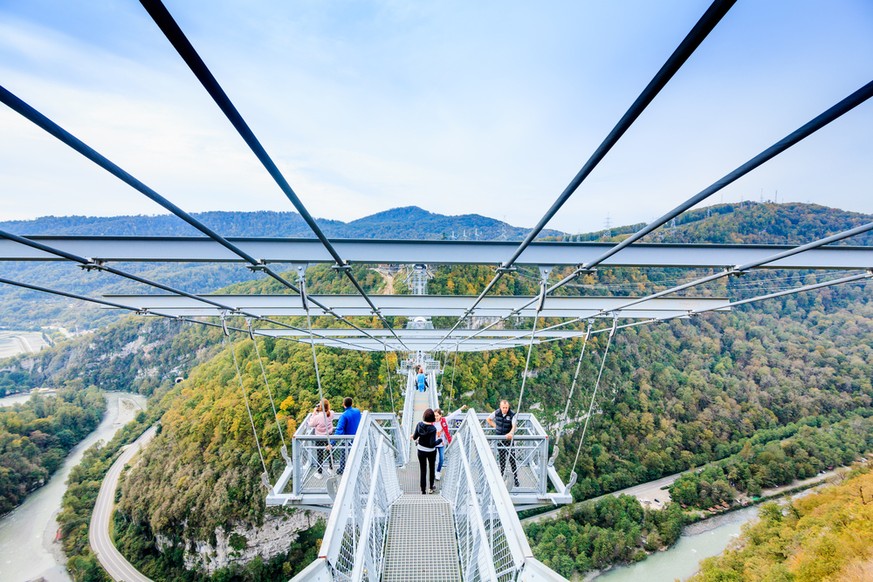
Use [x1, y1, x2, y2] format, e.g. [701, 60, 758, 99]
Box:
[0, 206, 562, 241]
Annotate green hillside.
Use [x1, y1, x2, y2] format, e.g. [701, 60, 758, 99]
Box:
[0, 206, 560, 330]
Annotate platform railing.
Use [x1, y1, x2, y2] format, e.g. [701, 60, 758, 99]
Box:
[267, 411, 405, 509]
[447, 412, 573, 509]
[427, 369, 440, 411]
[291, 411, 403, 581]
[369, 412, 408, 466]
[440, 410, 567, 581]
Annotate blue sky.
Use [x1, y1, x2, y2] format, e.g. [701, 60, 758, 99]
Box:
[1, 0, 871, 234]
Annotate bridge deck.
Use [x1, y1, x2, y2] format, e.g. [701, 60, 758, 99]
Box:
[382, 386, 462, 581]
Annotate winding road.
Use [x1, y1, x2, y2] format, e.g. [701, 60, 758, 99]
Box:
[89, 426, 157, 582]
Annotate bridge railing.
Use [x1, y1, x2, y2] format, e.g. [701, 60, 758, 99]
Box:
[440, 409, 567, 581]
[267, 411, 405, 509]
[292, 411, 403, 581]
[427, 369, 440, 411]
[447, 412, 572, 508]
[369, 412, 408, 466]
[400, 371, 417, 447]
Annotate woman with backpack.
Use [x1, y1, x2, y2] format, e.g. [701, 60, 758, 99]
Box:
[411, 408, 442, 494]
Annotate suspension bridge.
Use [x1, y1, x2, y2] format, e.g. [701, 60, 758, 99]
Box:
[1, 0, 871, 580]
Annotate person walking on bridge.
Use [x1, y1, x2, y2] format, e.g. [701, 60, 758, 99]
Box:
[487, 399, 519, 488]
[334, 397, 361, 475]
[416, 366, 428, 392]
[433, 405, 467, 480]
[411, 408, 442, 494]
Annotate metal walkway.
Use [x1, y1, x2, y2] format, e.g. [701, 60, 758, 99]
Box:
[382, 495, 462, 581]
[382, 384, 462, 580]
[289, 367, 567, 581]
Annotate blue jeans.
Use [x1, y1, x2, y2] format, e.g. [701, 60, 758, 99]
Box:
[437, 446, 445, 472]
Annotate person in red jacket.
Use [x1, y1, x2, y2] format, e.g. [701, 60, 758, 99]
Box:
[433, 405, 467, 480]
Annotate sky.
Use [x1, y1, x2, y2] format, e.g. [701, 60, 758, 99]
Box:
[0, 0, 871, 234]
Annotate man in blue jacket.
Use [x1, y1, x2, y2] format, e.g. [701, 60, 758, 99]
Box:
[416, 366, 428, 392]
[334, 396, 361, 474]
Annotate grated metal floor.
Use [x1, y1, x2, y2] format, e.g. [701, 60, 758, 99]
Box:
[382, 387, 462, 580]
[381, 494, 462, 581]
[401, 387, 441, 494]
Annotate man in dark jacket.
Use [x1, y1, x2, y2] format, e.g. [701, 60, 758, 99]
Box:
[486, 399, 519, 487]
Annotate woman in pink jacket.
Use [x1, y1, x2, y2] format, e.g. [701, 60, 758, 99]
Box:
[308, 399, 335, 477]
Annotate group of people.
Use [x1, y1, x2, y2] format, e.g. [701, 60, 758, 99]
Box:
[308, 392, 521, 492]
[411, 399, 519, 494]
[307, 396, 361, 477]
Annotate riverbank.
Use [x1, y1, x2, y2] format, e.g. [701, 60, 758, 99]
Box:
[0, 392, 146, 582]
[587, 466, 853, 581]
[0, 330, 50, 358]
[0, 388, 59, 407]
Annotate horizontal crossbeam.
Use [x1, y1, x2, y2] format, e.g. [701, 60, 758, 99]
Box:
[104, 294, 730, 319]
[1, 237, 871, 268]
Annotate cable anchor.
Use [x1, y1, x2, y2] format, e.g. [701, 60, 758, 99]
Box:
[79, 259, 106, 272]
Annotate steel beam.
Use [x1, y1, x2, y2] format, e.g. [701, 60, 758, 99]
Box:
[1, 237, 871, 268]
[105, 293, 730, 318]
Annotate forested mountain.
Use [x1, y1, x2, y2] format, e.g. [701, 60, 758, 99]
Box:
[691, 465, 873, 581]
[0, 206, 560, 330]
[5, 201, 873, 580]
[0, 206, 554, 239]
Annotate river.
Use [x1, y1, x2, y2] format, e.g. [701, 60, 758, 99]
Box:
[592, 505, 759, 582]
[0, 391, 147, 582]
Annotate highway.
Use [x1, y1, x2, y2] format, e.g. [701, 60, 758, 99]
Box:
[89, 425, 157, 582]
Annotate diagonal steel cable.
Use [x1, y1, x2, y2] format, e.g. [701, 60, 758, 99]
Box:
[0, 228, 375, 350]
[383, 345, 396, 417]
[0, 85, 390, 349]
[139, 0, 409, 352]
[569, 318, 617, 480]
[227, 334, 271, 481]
[431, 0, 736, 351]
[0, 86, 301, 293]
[454, 80, 873, 350]
[515, 316, 540, 413]
[0, 276, 149, 312]
[549, 322, 592, 465]
[248, 320, 288, 452]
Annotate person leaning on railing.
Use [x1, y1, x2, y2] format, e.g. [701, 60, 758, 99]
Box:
[486, 399, 519, 488]
[308, 398, 335, 478]
[333, 397, 361, 475]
